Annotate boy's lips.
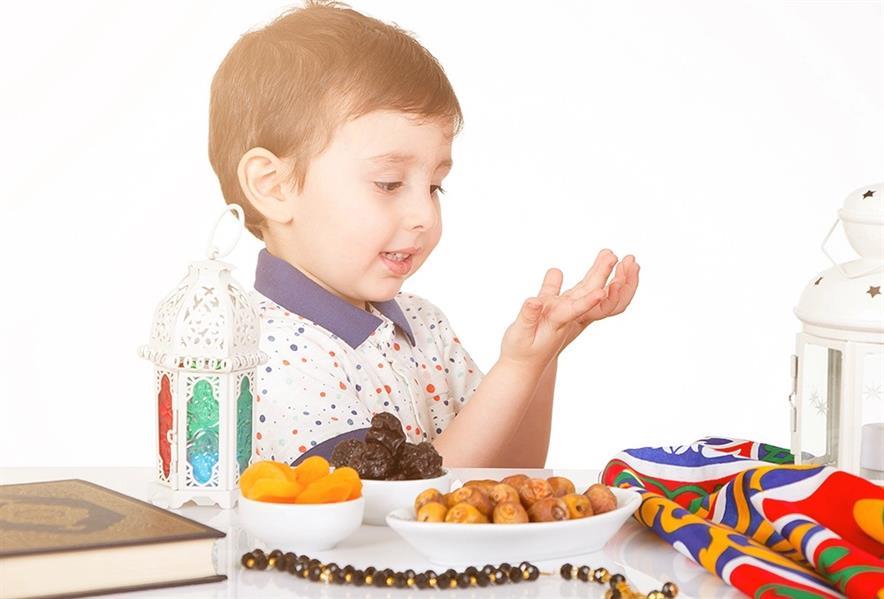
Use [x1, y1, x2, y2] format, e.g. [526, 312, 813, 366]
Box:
[379, 252, 414, 275]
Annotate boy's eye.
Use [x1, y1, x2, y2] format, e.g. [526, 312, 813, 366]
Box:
[374, 182, 447, 196]
[375, 181, 403, 192]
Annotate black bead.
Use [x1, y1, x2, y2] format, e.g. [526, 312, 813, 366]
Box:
[269, 549, 283, 559]
[482, 564, 496, 576]
[437, 573, 452, 588]
[352, 570, 366, 586]
[373, 573, 386, 587]
[526, 566, 540, 581]
[308, 566, 322, 581]
[610, 589, 621, 599]
[456, 572, 471, 587]
[610, 573, 626, 587]
[404, 569, 416, 580]
[499, 562, 512, 571]
[415, 573, 428, 589]
[423, 569, 437, 579]
[494, 568, 508, 584]
[296, 554, 310, 564]
[286, 560, 298, 575]
[578, 566, 592, 582]
[662, 582, 679, 598]
[252, 548, 266, 558]
[508, 567, 522, 583]
[560, 563, 573, 579]
[308, 558, 321, 568]
[325, 563, 339, 574]
[253, 553, 268, 570]
[465, 566, 479, 577]
[444, 568, 457, 578]
[476, 572, 490, 587]
[393, 572, 406, 588]
[518, 561, 531, 571]
[364, 566, 376, 576]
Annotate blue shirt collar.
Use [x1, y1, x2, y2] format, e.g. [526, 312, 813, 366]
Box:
[253, 249, 416, 350]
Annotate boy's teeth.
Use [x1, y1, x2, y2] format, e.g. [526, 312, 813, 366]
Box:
[383, 252, 409, 261]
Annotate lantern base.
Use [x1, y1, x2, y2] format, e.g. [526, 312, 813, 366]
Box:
[150, 486, 238, 510]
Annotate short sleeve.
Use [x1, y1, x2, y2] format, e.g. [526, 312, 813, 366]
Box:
[420, 297, 485, 416]
[253, 333, 373, 467]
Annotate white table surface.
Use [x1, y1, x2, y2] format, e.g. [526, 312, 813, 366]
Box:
[0, 467, 741, 599]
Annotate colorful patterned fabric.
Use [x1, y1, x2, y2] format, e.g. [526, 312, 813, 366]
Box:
[601, 437, 884, 598]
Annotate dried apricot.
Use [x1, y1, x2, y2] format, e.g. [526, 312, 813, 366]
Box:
[296, 466, 361, 504]
[239, 460, 294, 496]
[246, 477, 304, 503]
[293, 456, 331, 486]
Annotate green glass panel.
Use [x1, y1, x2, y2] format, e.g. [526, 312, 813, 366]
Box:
[236, 375, 253, 477]
[187, 379, 219, 485]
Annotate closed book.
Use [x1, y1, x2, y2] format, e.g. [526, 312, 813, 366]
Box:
[0, 479, 226, 599]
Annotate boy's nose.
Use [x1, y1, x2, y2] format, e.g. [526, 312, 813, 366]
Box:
[402, 188, 439, 231]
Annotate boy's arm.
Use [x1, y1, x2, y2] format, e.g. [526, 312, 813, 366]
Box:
[432, 356, 547, 467]
[492, 357, 557, 468]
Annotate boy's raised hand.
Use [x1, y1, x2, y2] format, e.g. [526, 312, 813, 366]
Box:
[499, 249, 640, 373]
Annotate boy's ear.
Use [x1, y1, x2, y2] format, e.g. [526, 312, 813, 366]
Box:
[237, 147, 297, 225]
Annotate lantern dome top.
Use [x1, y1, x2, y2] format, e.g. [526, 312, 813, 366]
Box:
[794, 182, 883, 343]
[139, 259, 267, 372]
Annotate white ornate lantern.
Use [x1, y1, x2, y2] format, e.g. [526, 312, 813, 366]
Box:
[139, 206, 267, 508]
[790, 183, 883, 483]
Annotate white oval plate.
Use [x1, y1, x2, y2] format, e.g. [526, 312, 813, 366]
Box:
[385, 487, 641, 566]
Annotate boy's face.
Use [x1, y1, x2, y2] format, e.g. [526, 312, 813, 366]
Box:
[266, 110, 453, 310]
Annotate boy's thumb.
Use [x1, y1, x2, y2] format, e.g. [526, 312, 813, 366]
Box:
[520, 298, 543, 324]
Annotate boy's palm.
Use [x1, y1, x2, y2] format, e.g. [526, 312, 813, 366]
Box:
[500, 250, 640, 371]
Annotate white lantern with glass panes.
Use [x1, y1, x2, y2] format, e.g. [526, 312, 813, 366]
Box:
[790, 183, 883, 483]
[139, 205, 267, 509]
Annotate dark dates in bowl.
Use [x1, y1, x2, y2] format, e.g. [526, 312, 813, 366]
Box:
[330, 413, 452, 525]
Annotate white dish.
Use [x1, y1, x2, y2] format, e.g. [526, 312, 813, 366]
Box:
[237, 493, 365, 551]
[361, 469, 453, 526]
[385, 487, 641, 565]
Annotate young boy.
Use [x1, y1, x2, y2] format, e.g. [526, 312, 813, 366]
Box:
[208, 1, 639, 469]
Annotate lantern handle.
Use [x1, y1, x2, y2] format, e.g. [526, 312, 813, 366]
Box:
[206, 204, 245, 260]
[821, 217, 884, 279]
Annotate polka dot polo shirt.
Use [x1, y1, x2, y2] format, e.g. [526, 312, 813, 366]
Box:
[250, 249, 485, 467]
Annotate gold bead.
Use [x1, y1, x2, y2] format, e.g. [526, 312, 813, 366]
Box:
[523, 570, 531, 579]
[407, 577, 415, 586]
[386, 576, 395, 586]
[364, 575, 373, 585]
[429, 577, 437, 587]
[449, 579, 457, 589]
[319, 571, 331, 583]
[344, 573, 352, 583]
[244, 557, 255, 568]
[267, 557, 277, 568]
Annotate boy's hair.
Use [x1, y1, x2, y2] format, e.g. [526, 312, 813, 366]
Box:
[208, 0, 463, 240]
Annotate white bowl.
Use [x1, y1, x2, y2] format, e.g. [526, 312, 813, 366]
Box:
[361, 469, 453, 526]
[385, 486, 641, 565]
[237, 493, 365, 551]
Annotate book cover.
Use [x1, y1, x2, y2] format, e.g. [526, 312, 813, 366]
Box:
[0, 479, 226, 598]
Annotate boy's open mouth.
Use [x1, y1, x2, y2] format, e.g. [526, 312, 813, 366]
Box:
[380, 251, 413, 275]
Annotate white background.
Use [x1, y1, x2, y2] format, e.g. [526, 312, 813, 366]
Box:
[1, 1, 881, 468]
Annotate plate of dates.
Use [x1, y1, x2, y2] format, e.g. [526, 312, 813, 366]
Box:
[385, 475, 641, 565]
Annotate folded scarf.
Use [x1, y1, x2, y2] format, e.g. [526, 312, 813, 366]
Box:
[601, 437, 884, 598]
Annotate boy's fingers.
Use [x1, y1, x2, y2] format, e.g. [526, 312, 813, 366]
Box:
[538, 268, 563, 299]
[599, 281, 621, 315]
[549, 289, 605, 324]
[577, 249, 618, 292]
[611, 262, 640, 315]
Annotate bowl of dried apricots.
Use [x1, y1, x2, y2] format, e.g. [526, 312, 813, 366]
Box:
[237, 456, 364, 551]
